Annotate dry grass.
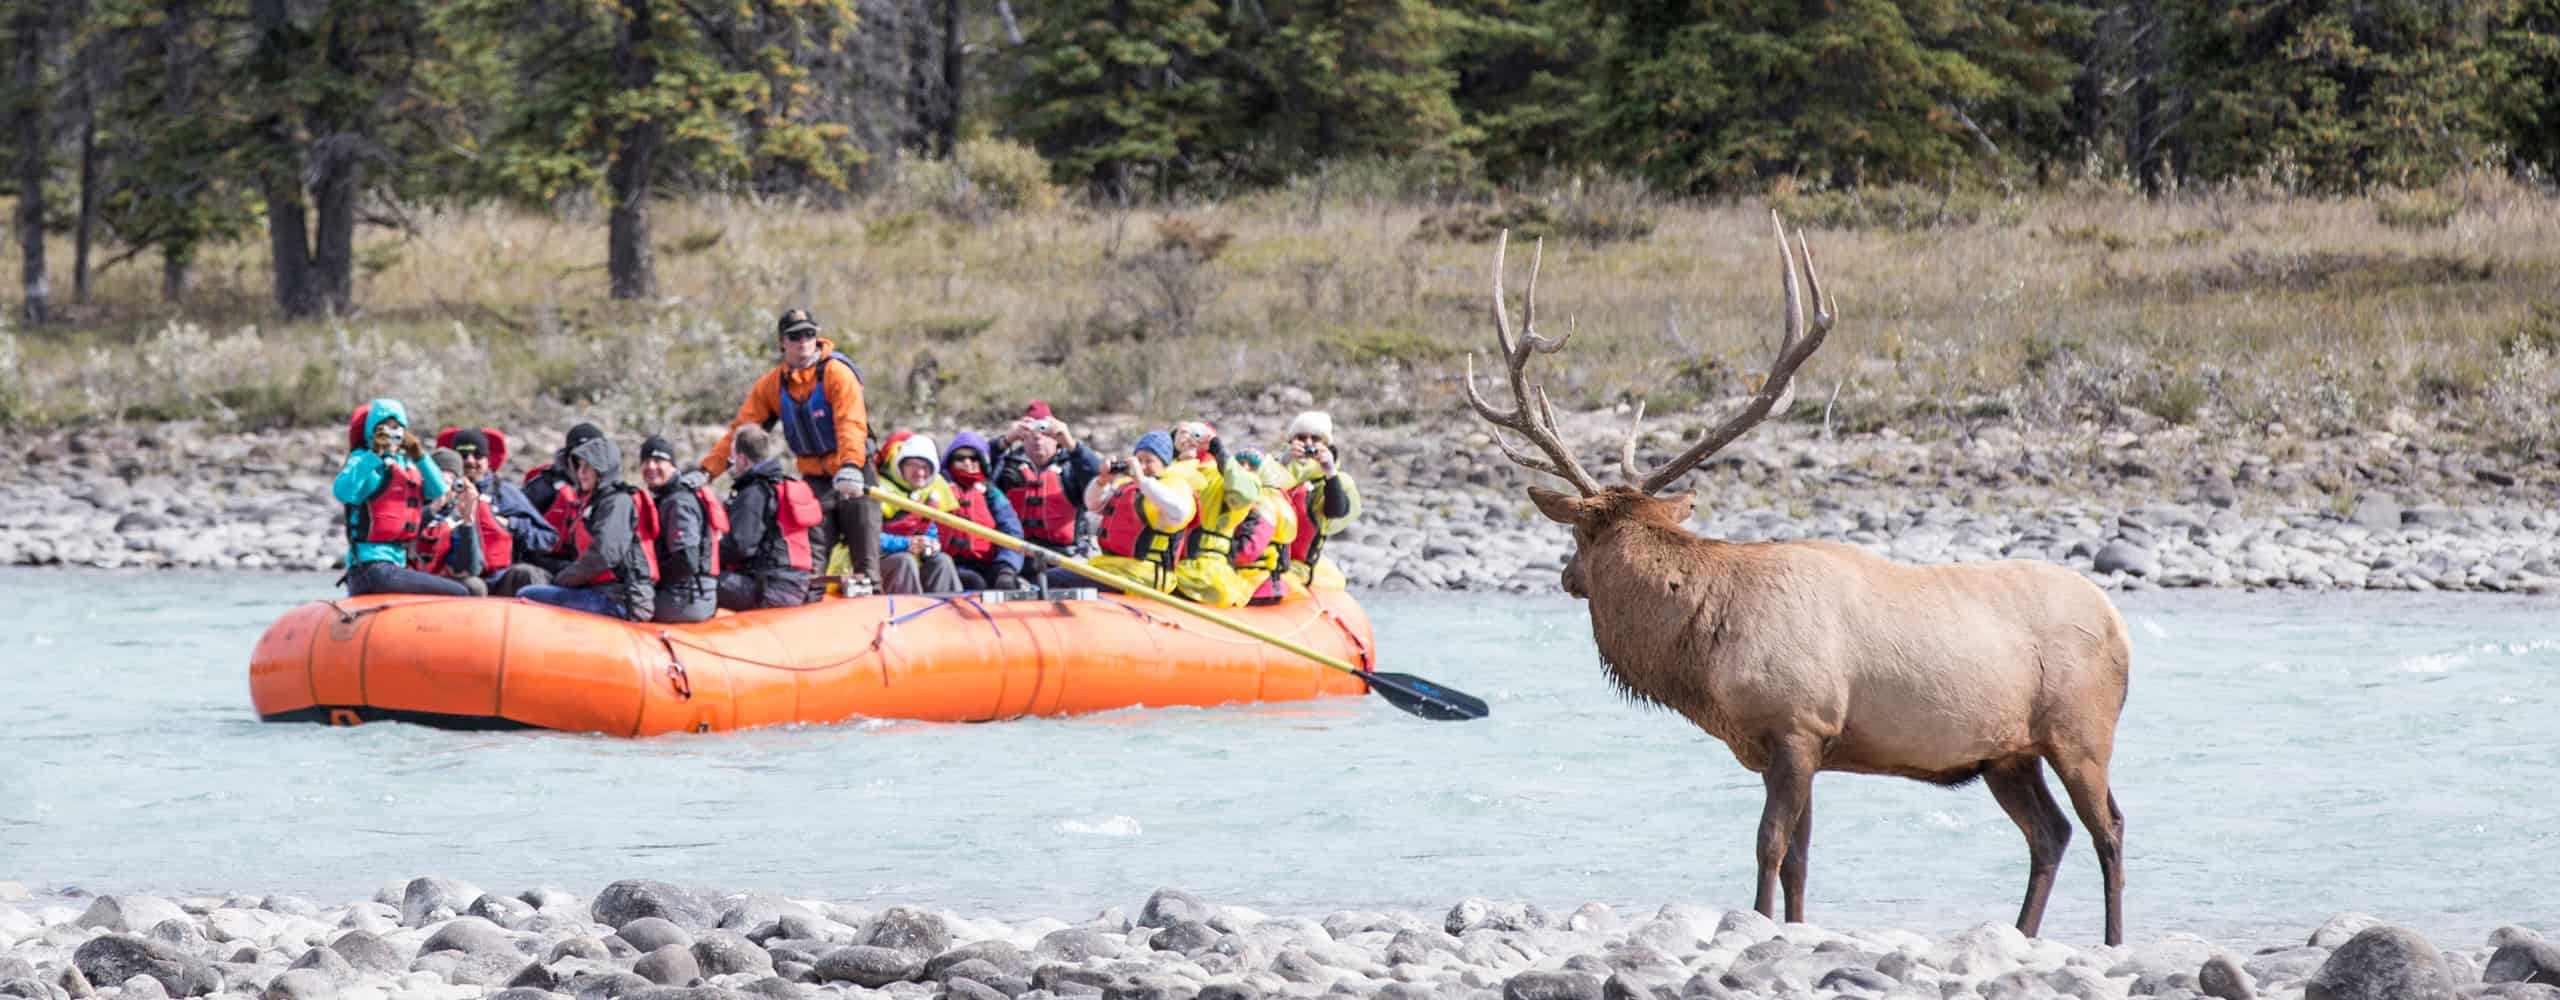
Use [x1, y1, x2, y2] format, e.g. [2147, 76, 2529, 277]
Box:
[6, 165, 2560, 462]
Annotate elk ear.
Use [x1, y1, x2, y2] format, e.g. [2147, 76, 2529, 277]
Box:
[1527, 486, 1590, 524]
[1656, 491, 1697, 523]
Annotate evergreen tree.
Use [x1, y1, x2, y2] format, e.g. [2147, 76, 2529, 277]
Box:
[1217, 0, 1468, 184]
[86, 0, 256, 302]
[1443, 0, 1603, 183]
[1585, 0, 2075, 193]
[2488, 0, 2560, 175]
[1007, 0, 1227, 196]
[441, 0, 861, 299]
[2176, 1, 2511, 190]
[6, 0, 56, 322]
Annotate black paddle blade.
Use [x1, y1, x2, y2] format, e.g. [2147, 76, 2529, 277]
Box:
[1360, 670, 1490, 721]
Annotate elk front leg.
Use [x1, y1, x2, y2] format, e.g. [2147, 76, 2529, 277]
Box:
[1753, 736, 1819, 923]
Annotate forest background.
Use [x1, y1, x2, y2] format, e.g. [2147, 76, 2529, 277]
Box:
[4, 0, 2559, 465]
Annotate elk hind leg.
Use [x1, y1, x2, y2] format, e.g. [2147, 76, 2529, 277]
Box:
[1753, 736, 1819, 924]
[2048, 751, 2126, 946]
[1982, 757, 2072, 937]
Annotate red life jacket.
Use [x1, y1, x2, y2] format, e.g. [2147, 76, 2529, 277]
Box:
[525, 463, 583, 556]
[347, 460, 425, 545]
[773, 477, 822, 571]
[476, 498, 515, 573]
[1006, 466, 1077, 546]
[572, 486, 660, 584]
[663, 484, 729, 578]
[1228, 506, 1280, 570]
[946, 485, 1000, 562]
[1096, 482, 1190, 568]
[1285, 483, 1325, 565]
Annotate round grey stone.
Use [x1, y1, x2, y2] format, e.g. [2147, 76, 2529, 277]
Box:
[860, 908, 950, 960]
[926, 943, 1029, 983]
[2306, 925, 2452, 1000]
[2488, 942, 2560, 986]
[947, 979, 1008, 1000]
[402, 879, 484, 928]
[2094, 540, 2159, 577]
[1032, 929, 1122, 963]
[621, 919, 696, 955]
[2199, 954, 2256, 1000]
[691, 932, 774, 978]
[327, 931, 403, 975]
[635, 945, 703, 987]
[1137, 891, 1209, 930]
[262, 970, 337, 1000]
[422, 917, 518, 957]
[813, 946, 923, 988]
[73, 935, 220, 997]
[285, 948, 357, 986]
[122, 976, 170, 1000]
[1504, 971, 1602, 1000]
[1149, 921, 1219, 956]
[593, 882, 723, 931]
[548, 938, 611, 963]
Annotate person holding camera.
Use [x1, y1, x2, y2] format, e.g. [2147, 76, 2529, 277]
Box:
[1165, 420, 1258, 607]
[410, 448, 499, 596]
[702, 308, 882, 594]
[332, 399, 473, 597]
[1076, 431, 1199, 593]
[867, 430, 966, 595]
[994, 400, 1103, 553]
[1277, 410, 1362, 590]
[941, 431, 1027, 591]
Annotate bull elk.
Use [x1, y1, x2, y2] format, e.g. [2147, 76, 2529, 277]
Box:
[1467, 213, 2132, 944]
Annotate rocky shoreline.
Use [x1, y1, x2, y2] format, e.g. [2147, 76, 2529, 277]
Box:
[1, 413, 2555, 595]
[2, 879, 2553, 1000]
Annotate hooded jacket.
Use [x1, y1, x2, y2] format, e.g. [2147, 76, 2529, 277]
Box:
[331, 398, 449, 568]
[650, 469, 720, 622]
[703, 337, 869, 480]
[942, 431, 1025, 574]
[873, 431, 953, 554]
[552, 436, 655, 617]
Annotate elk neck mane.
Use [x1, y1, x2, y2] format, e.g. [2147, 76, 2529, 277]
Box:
[1580, 508, 1747, 722]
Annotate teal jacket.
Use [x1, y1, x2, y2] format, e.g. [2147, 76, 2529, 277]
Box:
[331, 398, 448, 567]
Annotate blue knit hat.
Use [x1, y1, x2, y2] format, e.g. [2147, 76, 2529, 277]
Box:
[1133, 431, 1174, 464]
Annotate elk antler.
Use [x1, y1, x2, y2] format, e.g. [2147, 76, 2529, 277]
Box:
[1631, 211, 1836, 495]
[1463, 231, 1605, 496]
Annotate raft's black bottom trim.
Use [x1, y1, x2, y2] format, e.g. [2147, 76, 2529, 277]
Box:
[262, 706, 538, 731]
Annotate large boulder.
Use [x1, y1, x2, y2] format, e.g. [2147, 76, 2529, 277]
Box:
[813, 947, 922, 989]
[327, 931, 404, 975]
[2488, 941, 2560, 986]
[71, 935, 220, 997]
[1138, 891, 1210, 930]
[593, 882, 724, 931]
[2306, 926, 2454, 1000]
[860, 908, 950, 960]
[690, 931, 774, 978]
[400, 879, 485, 928]
[634, 945, 703, 987]
[75, 897, 190, 934]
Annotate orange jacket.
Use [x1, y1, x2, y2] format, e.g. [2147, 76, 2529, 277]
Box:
[704, 337, 869, 480]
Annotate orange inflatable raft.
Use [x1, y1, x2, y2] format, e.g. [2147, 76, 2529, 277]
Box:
[248, 588, 1377, 735]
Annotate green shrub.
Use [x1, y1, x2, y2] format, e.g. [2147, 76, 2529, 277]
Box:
[1772, 183, 2025, 231]
[959, 138, 1062, 213]
[1320, 325, 1458, 366]
[2376, 190, 2459, 230]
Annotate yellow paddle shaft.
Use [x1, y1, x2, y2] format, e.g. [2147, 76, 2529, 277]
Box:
[868, 487, 1367, 679]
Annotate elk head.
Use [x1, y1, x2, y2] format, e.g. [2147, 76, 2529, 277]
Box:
[1463, 211, 1836, 595]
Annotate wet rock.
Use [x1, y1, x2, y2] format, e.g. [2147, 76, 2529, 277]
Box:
[926, 942, 1029, 983]
[2487, 942, 2560, 986]
[72, 936, 220, 997]
[635, 945, 704, 986]
[1033, 929, 1123, 964]
[75, 896, 189, 933]
[2095, 540, 2159, 577]
[470, 895, 538, 929]
[621, 919, 696, 955]
[691, 931, 775, 978]
[262, 969, 338, 1000]
[1503, 971, 1602, 1000]
[286, 947, 358, 985]
[2307, 925, 2453, 1000]
[593, 882, 724, 931]
[328, 931, 404, 975]
[860, 908, 950, 960]
[420, 916, 517, 956]
[1138, 891, 1210, 930]
[1149, 921, 1219, 956]
[813, 947, 923, 988]
[2199, 955, 2256, 1000]
[401, 879, 484, 928]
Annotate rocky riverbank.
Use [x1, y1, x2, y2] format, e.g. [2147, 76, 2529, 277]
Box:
[1, 879, 2553, 1000]
[1, 411, 2554, 595]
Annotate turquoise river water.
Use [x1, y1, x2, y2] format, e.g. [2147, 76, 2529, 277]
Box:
[2, 568, 2553, 948]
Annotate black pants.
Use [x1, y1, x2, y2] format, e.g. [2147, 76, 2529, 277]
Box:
[347, 560, 471, 597]
[804, 470, 882, 581]
[952, 558, 1017, 591]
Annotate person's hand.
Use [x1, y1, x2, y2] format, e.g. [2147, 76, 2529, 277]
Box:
[454, 477, 481, 508]
[399, 436, 426, 461]
[913, 535, 940, 559]
[834, 468, 867, 499]
[1047, 419, 1075, 447]
[1308, 441, 1335, 474]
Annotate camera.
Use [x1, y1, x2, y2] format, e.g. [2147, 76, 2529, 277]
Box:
[1109, 458, 1132, 474]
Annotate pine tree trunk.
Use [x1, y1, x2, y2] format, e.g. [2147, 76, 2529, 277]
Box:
[312, 146, 359, 313]
[159, 0, 197, 304]
[12, 5, 48, 324]
[163, 250, 189, 302]
[937, 0, 961, 158]
[607, 0, 659, 301]
[251, 0, 321, 318]
[74, 53, 95, 305]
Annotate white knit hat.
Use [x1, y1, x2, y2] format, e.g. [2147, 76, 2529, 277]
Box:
[1286, 410, 1334, 442]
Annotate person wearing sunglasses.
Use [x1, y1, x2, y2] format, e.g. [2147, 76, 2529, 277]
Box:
[702, 308, 883, 596]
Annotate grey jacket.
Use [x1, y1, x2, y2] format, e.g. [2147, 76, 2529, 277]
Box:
[650, 471, 719, 623]
[552, 437, 656, 618]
